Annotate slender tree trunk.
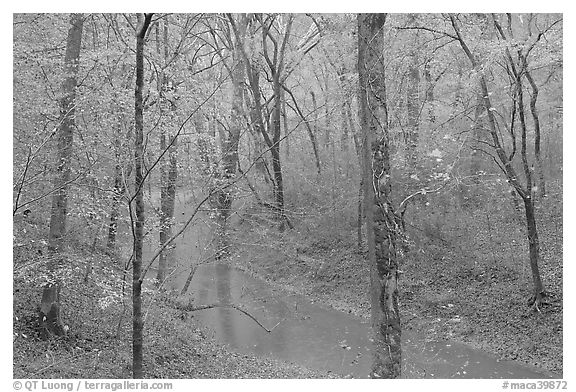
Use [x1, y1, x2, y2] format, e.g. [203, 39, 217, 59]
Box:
[133, 13, 152, 379]
[107, 157, 123, 250]
[469, 97, 485, 184]
[41, 13, 83, 339]
[452, 14, 546, 308]
[357, 179, 363, 251]
[524, 63, 546, 198]
[158, 130, 177, 283]
[284, 86, 321, 175]
[405, 50, 420, 174]
[309, 91, 321, 172]
[271, 75, 287, 229]
[215, 15, 247, 257]
[324, 77, 332, 150]
[358, 13, 401, 379]
[281, 87, 290, 158]
[244, 73, 272, 185]
[48, 13, 83, 253]
[522, 196, 545, 304]
[158, 18, 178, 283]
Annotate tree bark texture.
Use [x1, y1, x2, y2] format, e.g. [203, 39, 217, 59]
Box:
[41, 12, 83, 339]
[523, 197, 545, 304]
[48, 13, 84, 253]
[358, 13, 401, 379]
[133, 13, 152, 379]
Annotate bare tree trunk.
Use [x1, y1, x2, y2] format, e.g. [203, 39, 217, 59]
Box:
[524, 63, 546, 198]
[357, 179, 363, 251]
[215, 14, 247, 258]
[323, 77, 332, 150]
[522, 196, 545, 305]
[158, 18, 178, 282]
[469, 97, 484, 184]
[358, 13, 401, 379]
[107, 135, 124, 251]
[452, 14, 546, 309]
[158, 131, 177, 282]
[48, 13, 83, 253]
[271, 75, 287, 229]
[405, 49, 420, 173]
[284, 86, 321, 175]
[133, 13, 152, 379]
[309, 91, 322, 174]
[41, 13, 83, 339]
[281, 87, 290, 158]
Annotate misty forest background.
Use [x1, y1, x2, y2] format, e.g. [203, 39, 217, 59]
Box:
[13, 13, 562, 378]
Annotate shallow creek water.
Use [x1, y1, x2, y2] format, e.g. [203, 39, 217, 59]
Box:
[140, 194, 557, 378]
[183, 262, 556, 379]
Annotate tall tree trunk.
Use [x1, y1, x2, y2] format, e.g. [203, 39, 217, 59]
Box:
[469, 96, 485, 184]
[215, 14, 247, 258]
[48, 13, 83, 252]
[281, 87, 290, 158]
[271, 75, 287, 229]
[452, 14, 546, 309]
[524, 62, 546, 198]
[309, 91, 321, 172]
[108, 80, 132, 251]
[158, 18, 178, 283]
[41, 13, 83, 339]
[107, 152, 124, 250]
[358, 13, 401, 379]
[405, 49, 420, 174]
[284, 86, 321, 175]
[323, 77, 332, 150]
[133, 13, 152, 379]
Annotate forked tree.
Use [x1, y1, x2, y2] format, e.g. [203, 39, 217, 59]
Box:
[449, 13, 559, 310]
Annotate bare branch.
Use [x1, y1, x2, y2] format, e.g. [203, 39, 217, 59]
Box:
[176, 301, 283, 333]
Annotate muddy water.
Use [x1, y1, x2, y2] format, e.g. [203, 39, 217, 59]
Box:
[186, 263, 557, 379]
[138, 193, 557, 378]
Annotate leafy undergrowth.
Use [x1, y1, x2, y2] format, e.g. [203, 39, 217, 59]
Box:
[228, 181, 563, 376]
[13, 215, 329, 379]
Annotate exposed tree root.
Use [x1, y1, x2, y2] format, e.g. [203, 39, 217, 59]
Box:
[527, 290, 548, 313]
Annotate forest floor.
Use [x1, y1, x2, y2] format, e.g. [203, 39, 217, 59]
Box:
[12, 182, 562, 378]
[12, 216, 330, 379]
[227, 181, 563, 376]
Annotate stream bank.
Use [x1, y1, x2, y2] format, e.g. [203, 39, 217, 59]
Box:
[224, 203, 563, 376]
[185, 262, 557, 379]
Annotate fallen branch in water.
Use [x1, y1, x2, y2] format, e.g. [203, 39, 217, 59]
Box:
[176, 301, 284, 333]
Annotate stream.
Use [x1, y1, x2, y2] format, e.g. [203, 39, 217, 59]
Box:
[185, 262, 556, 379]
[140, 194, 557, 379]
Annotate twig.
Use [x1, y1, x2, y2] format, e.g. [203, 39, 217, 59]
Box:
[177, 302, 283, 333]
